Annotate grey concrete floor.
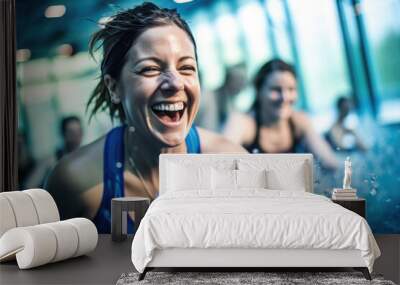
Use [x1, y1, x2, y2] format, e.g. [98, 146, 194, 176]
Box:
[1, 234, 398, 285]
[373, 234, 400, 284]
[0, 235, 134, 285]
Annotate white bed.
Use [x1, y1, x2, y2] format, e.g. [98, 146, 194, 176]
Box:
[131, 154, 380, 280]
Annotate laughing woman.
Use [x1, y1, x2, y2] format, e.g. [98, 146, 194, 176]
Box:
[46, 3, 246, 233]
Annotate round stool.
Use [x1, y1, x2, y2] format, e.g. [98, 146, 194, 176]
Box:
[111, 197, 150, 242]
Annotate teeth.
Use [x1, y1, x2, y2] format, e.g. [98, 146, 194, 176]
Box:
[152, 102, 184, 111]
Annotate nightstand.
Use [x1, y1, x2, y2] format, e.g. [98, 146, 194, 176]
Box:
[332, 198, 366, 218]
[111, 197, 150, 241]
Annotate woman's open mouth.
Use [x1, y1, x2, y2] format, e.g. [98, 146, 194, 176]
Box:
[151, 101, 186, 125]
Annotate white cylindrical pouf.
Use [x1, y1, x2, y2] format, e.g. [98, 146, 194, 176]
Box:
[0, 226, 57, 269]
[1, 192, 39, 227]
[42, 221, 79, 262]
[24, 189, 60, 224]
[0, 219, 98, 269]
[65, 218, 98, 257]
[0, 196, 17, 237]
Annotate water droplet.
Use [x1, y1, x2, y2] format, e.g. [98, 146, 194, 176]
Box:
[116, 162, 123, 168]
[385, 198, 392, 203]
[370, 188, 377, 196]
[129, 126, 135, 132]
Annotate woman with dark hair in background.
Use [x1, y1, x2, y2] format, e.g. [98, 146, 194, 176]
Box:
[223, 59, 338, 169]
[46, 2, 245, 233]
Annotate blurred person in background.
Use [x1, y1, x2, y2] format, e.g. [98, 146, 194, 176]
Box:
[196, 63, 247, 131]
[326, 96, 367, 152]
[18, 131, 55, 189]
[18, 116, 83, 189]
[55, 116, 84, 160]
[223, 59, 339, 169]
[46, 2, 246, 233]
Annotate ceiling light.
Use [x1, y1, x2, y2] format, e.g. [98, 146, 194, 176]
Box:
[45, 5, 66, 18]
[173, 0, 193, 3]
[16, 49, 31, 62]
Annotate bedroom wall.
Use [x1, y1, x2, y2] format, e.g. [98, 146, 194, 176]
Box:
[15, 0, 400, 234]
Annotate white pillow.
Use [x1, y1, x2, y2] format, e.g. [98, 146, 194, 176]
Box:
[238, 159, 308, 191]
[167, 162, 211, 191]
[236, 169, 268, 189]
[211, 168, 236, 190]
[267, 165, 306, 191]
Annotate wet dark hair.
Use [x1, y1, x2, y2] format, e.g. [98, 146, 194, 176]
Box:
[251, 59, 297, 125]
[60, 116, 81, 136]
[87, 2, 198, 123]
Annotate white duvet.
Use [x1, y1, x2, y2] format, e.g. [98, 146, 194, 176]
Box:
[131, 190, 380, 273]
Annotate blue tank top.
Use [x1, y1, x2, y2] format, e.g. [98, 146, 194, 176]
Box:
[93, 125, 201, 233]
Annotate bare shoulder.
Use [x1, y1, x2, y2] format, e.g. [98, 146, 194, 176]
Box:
[223, 112, 256, 145]
[292, 110, 311, 122]
[292, 111, 312, 131]
[47, 136, 106, 192]
[45, 135, 106, 218]
[197, 127, 248, 153]
[227, 112, 255, 130]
